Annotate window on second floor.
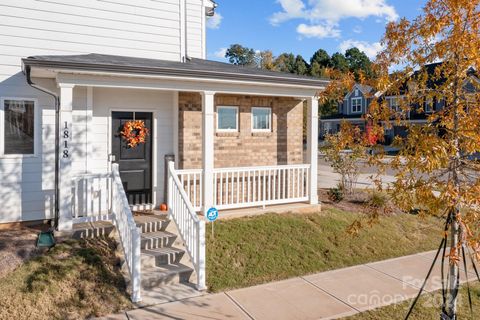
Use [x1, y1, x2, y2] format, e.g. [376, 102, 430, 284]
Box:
[388, 97, 401, 112]
[425, 98, 434, 113]
[351, 97, 362, 113]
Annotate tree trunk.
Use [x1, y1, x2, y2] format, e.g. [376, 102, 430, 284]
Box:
[443, 71, 462, 320]
[444, 216, 460, 319]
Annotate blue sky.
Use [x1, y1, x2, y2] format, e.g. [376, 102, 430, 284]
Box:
[206, 0, 426, 62]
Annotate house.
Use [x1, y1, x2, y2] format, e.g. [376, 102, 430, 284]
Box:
[0, 0, 327, 301]
[320, 66, 453, 143]
[320, 84, 375, 137]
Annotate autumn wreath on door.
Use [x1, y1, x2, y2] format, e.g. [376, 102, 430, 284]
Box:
[121, 120, 150, 148]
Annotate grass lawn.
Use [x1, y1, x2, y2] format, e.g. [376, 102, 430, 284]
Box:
[206, 208, 443, 292]
[0, 237, 132, 320]
[343, 283, 480, 319]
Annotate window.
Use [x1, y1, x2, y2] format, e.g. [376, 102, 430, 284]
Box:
[217, 106, 238, 131]
[425, 98, 434, 113]
[388, 97, 401, 112]
[252, 107, 272, 132]
[351, 98, 362, 113]
[1, 98, 36, 155]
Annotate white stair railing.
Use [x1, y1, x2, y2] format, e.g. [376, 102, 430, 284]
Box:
[111, 163, 142, 302]
[167, 161, 206, 290]
[176, 169, 203, 211]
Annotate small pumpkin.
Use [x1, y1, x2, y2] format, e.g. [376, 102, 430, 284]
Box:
[160, 203, 168, 211]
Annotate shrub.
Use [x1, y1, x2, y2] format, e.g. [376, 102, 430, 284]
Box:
[367, 191, 388, 208]
[327, 187, 344, 203]
[323, 122, 366, 195]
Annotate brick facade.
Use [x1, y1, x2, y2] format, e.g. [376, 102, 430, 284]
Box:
[178, 92, 304, 169]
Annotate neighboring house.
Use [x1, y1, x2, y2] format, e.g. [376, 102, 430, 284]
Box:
[0, 1, 326, 301]
[320, 84, 375, 137]
[319, 63, 470, 143]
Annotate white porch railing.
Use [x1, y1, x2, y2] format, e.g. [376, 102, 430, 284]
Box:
[111, 163, 142, 303]
[72, 173, 112, 222]
[176, 164, 311, 211]
[168, 162, 206, 290]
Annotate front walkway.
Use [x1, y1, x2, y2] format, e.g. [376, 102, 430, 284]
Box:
[98, 250, 477, 320]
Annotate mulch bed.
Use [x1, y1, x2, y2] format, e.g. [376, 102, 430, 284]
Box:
[318, 188, 404, 215]
[0, 228, 40, 279]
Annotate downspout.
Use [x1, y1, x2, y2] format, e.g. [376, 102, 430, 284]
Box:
[24, 65, 60, 230]
[184, 0, 190, 62]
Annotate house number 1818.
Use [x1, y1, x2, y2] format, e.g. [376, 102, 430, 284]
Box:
[63, 121, 70, 158]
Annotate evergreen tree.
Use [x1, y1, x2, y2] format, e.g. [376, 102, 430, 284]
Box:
[330, 52, 349, 72]
[293, 55, 308, 75]
[225, 44, 257, 66]
[274, 53, 296, 73]
[345, 47, 373, 79]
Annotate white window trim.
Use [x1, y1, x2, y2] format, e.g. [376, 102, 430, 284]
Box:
[351, 97, 362, 113]
[251, 107, 272, 132]
[0, 97, 40, 158]
[425, 98, 434, 113]
[216, 106, 239, 132]
[387, 96, 401, 112]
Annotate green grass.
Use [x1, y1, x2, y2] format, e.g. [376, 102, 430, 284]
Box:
[344, 283, 480, 319]
[0, 238, 132, 320]
[206, 209, 443, 292]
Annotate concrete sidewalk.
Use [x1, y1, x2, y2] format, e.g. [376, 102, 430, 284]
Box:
[99, 250, 477, 320]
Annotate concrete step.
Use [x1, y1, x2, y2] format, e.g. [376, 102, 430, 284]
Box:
[140, 231, 177, 250]
[135, 215, 170, 233]
[141, 264, 194, 289]
[71, 221, 115, 239]
[141, 247, 185, 268]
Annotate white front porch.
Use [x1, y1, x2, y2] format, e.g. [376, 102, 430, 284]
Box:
[41, 70, 321, 304]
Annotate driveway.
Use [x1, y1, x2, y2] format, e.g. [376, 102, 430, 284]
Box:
[317, 157, 397, 189]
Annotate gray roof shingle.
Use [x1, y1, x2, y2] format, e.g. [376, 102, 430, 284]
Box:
[23, 53, 329, 88]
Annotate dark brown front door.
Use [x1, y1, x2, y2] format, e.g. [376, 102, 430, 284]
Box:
[111, 111, 153, 205]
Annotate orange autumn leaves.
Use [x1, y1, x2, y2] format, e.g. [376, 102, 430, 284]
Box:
[121, 120, 149, 148]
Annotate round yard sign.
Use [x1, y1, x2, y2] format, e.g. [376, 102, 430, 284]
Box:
[206, 207, 219, 222]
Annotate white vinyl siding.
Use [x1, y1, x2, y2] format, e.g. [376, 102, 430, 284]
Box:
[0, 0, 207, 223]
[0, 0, 208, 81]
[351, 97, 362, 113]
[0, 85, 175, 224]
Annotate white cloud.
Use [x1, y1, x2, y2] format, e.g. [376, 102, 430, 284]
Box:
[213, 47, 228, 59]
[270, 0, 306, 25]
[207, 12, 223, 29]
[296, 23, 341, 39]
[353, 25, 363, 34]
[270, 0, 398, 37]
[339, 39, 383, 59]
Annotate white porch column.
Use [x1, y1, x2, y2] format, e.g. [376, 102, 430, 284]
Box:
[58, 83, 75, 231]
[201, 91, 215, 215]
[307, 96, 319, 205]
